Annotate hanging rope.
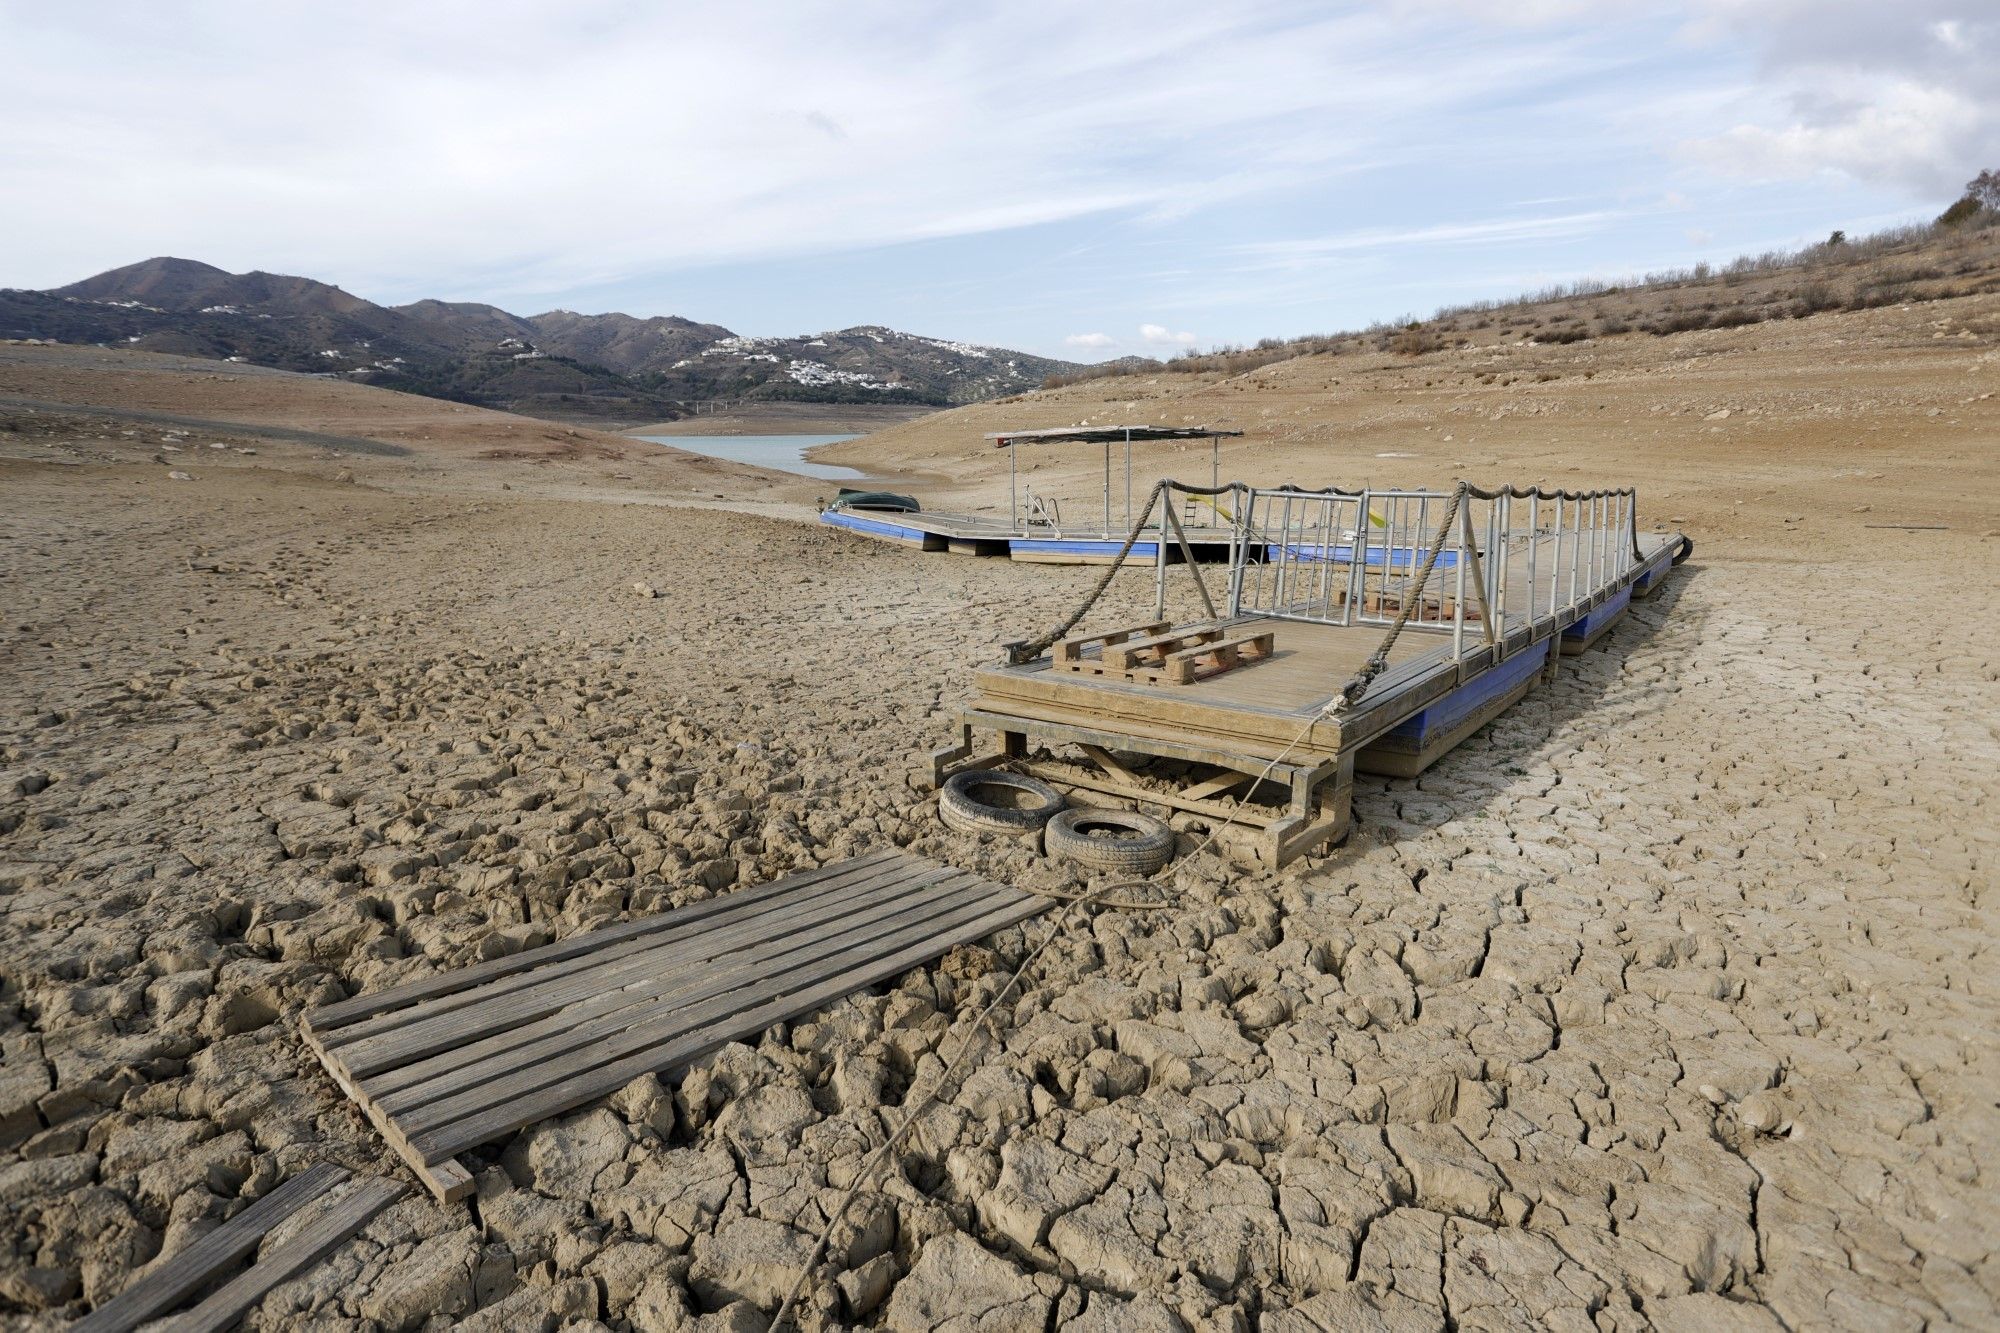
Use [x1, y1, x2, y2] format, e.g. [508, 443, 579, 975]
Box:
[1330, 480, 1466, 711]
[1005, 479, 1245, 665]
[1460, 481, 1645, 563]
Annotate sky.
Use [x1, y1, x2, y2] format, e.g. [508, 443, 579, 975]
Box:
[3, 1, 1994, 360]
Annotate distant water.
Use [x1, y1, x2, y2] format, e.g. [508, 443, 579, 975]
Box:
[632, 433, 869, 481]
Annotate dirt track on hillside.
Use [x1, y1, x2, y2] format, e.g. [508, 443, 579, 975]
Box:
[1, 309, 1995, 1331]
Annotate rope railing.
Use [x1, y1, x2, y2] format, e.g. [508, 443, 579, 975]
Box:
[1461, 481, 1644, 563]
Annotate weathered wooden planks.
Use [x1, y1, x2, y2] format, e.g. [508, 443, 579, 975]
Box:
[160, 1175, 405, 1333]
[73, 1163, 350, 1333]
[304, 851, 1042, 1202]
[308, 849, 903, 1037]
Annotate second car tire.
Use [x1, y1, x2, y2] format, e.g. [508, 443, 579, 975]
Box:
[1044, 807, 1176, 875]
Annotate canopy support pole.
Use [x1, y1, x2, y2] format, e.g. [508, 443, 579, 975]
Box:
[1124, 427, 1133, 535]
[1009, 440, 1018, 530]
[1103, 443, 1111, 533]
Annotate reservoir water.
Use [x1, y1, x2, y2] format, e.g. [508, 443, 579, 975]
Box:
[631, 433, 869, 481]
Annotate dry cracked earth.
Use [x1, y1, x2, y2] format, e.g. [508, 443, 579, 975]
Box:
[2, 387, 1997, 1331]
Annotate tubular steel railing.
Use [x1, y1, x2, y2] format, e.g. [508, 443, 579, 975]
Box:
[1011, 478, 1643, 702]
[1216, 483, 1640, 668]
[1022, 489, 1063, 532]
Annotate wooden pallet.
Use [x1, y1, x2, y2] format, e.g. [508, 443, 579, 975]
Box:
[302, 850, 1043, 1202]
[1305, 587, 1458, 621]
[1360, 590, 1457, 621]
[1052, 620, 1169, 667]
[1054, 622, 1276, 686]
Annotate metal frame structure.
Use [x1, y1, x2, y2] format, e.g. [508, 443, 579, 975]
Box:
[1209, 482, 1641, 679]
[990, 426, 1243, 539]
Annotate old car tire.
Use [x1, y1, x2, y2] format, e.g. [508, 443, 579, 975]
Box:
[938, 770, 1065, 837]
[1044, 807, 1175, 875]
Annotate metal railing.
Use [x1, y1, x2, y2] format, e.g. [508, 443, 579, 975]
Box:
[1215, 483, 1640, 667]
[1021, 489, 1063, 532]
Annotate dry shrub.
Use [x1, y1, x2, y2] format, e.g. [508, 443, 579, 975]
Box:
[1645, 309, 1712, 336]
[1388, 326, 1443, 357]
[1028, 206, 1997, 389]
[1788, 282, 1841, 318]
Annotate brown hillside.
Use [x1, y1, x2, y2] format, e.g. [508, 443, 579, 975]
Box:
[825, 285, 2000, 568]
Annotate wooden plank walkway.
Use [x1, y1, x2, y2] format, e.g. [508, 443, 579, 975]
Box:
[303, 850, 1044, 1202]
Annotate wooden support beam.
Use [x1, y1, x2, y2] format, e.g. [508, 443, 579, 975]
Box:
[1018, 759, 1281, 829]
[1183, 768, 1256, 801]
[1079, 743, 1140, 784]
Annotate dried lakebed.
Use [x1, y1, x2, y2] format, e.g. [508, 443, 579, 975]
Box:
[1, 457, 1994, 1329]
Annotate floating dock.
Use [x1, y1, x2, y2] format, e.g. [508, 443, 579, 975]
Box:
[819, 505, 1238, 562]
[820, 424, 1243, 565]
[934, 480, 1690, 867]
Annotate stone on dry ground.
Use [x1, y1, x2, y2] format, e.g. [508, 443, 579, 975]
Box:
[0, 457, 1994, 1329]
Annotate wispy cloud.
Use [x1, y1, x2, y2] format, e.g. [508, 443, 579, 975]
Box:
[0, 0, 1981, 353]
[1064, 332, 1116, 348]
[1237, 211, 1624, 261]
[1140, 323, 1197, 346]
[0, 2, 1650, 300]
[1673, 0, 1997, 195]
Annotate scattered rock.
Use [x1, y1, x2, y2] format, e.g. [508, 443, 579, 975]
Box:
[688, 1215, 815, 1311]
[882, 1232, 1053, 1332]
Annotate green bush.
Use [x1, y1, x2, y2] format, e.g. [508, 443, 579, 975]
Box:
[1937, 196, 1982, 228]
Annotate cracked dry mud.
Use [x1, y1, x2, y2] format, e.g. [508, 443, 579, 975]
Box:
[2, 319, 1997, 1331]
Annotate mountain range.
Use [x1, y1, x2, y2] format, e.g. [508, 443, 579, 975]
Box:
[0, 257, 1089, 421]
